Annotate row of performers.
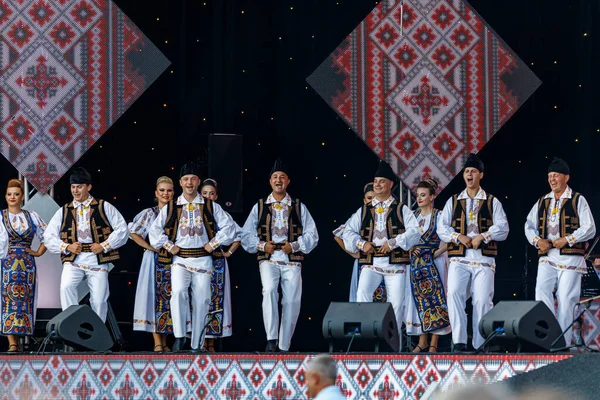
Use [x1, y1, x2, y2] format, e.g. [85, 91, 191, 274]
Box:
[0, 154, 595, 353]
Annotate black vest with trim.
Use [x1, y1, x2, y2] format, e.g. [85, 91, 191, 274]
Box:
[447, 194, 498, 257]
[536, 192, 585, 256]
[157, 198, 217, 264]
[256, 197, 304, 262]
[59, 199, 119, 264]
[358, 199, 410, 266]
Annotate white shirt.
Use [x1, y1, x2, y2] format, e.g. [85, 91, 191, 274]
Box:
[0, 210, 46, 257]
[437, 188, 509, 270]
[241, 193, 319, 265]
[44, 196, 129, 270]
[312, 385, 346, 400]
[149, 194, 236, 273]
[342, 196, 420, 272]
[524, 187, 596, 273]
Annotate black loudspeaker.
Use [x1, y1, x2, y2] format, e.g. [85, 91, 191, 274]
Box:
[479, 301, 565, 352]
[322, 302, 399, 352]
[208, 133, 243, 213]
[46, 305, 114, 352]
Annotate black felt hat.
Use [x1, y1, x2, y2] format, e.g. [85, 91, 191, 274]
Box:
[69, 167, 92, 185]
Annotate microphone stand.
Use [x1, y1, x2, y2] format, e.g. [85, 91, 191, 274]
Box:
[550, 301, 599, 353]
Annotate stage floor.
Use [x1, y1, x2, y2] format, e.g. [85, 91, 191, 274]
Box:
[0, 353, 571, 399]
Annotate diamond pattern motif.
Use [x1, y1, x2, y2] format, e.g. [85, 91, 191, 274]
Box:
[308, 0, 540, 191]
[0, 354, 571, 399]
[0, 0, 169, 192]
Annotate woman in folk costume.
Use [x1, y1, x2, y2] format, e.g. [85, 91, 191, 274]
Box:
[0, 179, 47, 352]
[200, 179, 242, 352]
[405, 179, 451, 353]
[131, 176, 177, 352]
[333, 183, 387, 302]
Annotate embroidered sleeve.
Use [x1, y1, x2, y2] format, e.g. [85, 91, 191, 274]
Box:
[567, 196, 597, 244]
[387, 238, 397, 250]
[208, 237, 220, 249]
[164, 241, 175, 252]
[356, 240, 367, 251]
[31, 211, 47, 242]
[43, 208, 70, 255]
[481, 231, 493, 244]
[128, 209, 154, 239]
[450, 232, 461, 244]
[332, 224, 346, 238]
[566, 234, 577, 247]
[257, 241, 266, 252]
[290, 204, 319, 255]
[100, 240, 111, 252]
[102, 202, 130, 251]
[524, 201, 543, 247]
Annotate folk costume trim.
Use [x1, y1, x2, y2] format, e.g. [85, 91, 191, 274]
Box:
[59, 199, 120, 264]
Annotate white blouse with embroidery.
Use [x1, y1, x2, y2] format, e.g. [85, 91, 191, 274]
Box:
[0, 210, 46, 258]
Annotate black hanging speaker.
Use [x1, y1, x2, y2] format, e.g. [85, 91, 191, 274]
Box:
[479, 301, 565, 352]
[322, 302, 399, 352]
[208, 133, 243, 213]
[46, 305, 114, 352]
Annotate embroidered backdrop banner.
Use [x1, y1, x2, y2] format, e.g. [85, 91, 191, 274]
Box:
[308, 0, 541, 190]
[0, 0, 169, 192]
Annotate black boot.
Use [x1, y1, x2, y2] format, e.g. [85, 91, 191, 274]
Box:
[265, 340, 278, 352]
[173, 337, 187, 352]
[452, 343, 467, 352]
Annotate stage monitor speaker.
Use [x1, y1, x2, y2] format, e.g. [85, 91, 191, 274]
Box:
[208, 133, 243, 213]
[46, 305, 114, 352]
[322, 302, 399, 352]
[479, 301, 565, 352]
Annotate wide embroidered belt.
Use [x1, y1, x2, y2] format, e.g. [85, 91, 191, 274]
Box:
[372, 246, 389, 257]
[178, 248, 210, 258]
[81, 244, 95, 252]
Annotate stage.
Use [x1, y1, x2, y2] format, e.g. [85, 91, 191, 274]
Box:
[0, 353, 571, 399]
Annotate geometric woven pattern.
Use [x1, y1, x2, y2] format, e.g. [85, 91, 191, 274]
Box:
[0, 0, 169, 192]
[573, 299, 600, 351]
[308, 0, 541, 190]
[0, 354, 569, 400]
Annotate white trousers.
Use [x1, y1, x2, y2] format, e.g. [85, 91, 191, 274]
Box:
[535, 263, 581, 346]
[447, 262, 494, 349]
[60, 264, 109, 322]
[259, 261, 302, 351]
[357, 268, 406, 351]
[171, 264, 212, 350]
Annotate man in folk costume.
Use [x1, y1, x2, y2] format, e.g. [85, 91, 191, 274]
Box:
[438, 153, 509, 351]
[241, 158, 319, 352]
[149, 161, 236, 352]
[525, 157, 596, 346]
[44, 167, 129, 322]
[343, 160, 421, 351]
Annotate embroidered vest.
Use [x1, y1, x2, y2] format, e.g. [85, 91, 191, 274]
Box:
[358, 200, 410, 266]
[536, 192, 585, 256]
[157, 198, 217, 264]
[2, 209, 35, 248]
[447, 194, 498, 257]
[256, 197, 304, 262]
[414, 208, 441, 249]
[59, 199, 120, 264]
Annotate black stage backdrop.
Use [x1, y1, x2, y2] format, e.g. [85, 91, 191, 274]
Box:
[0, 0, 597, 352]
